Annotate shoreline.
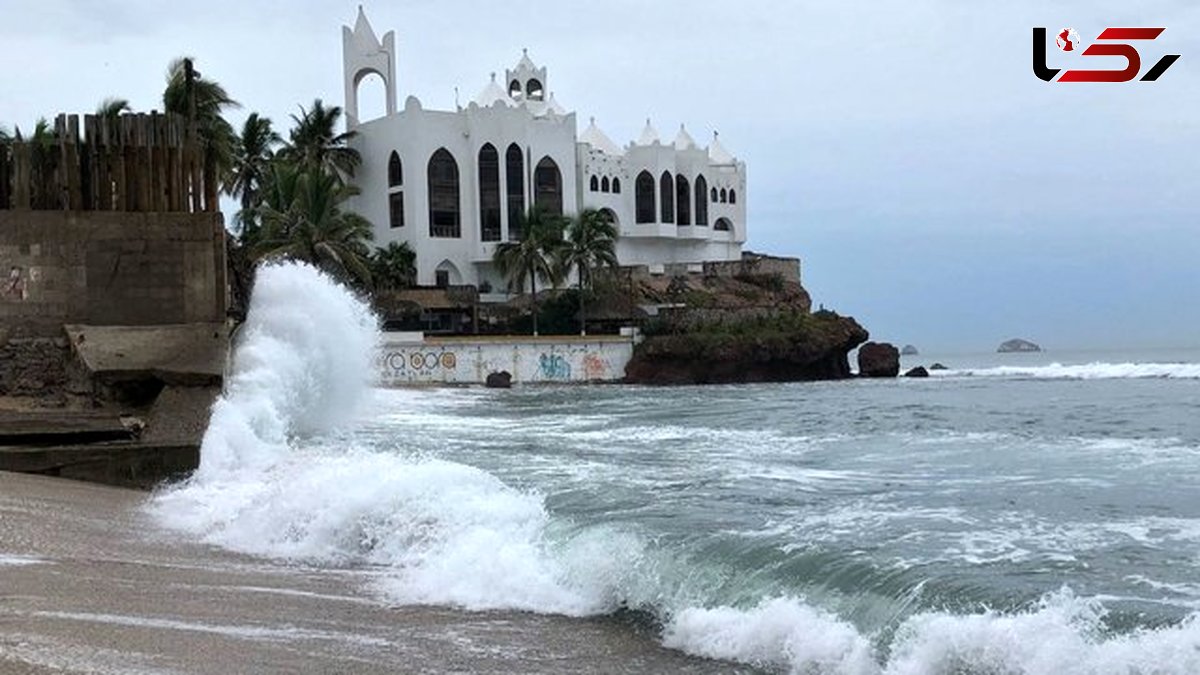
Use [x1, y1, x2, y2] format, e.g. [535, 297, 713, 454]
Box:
[0, 471, 748, 674]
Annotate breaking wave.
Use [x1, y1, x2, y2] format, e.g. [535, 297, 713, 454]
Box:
[939, 361, 1200, 380]
[149, 262, 1200, 673]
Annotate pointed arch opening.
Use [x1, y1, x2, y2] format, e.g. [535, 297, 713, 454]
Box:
[534, 156, 562, 216]
[729, 189, 737, 204]
[435, 259, 463, 288]
[720, 187, 728, 203]
[635, 171, 655, 224]
[527, 79, 545, 101]
[695, 175, 708, 226]
[508, 80, 523, 100]
[601, 176, 610, 193]
[479, 143, 501, 242]
[506, 143, 525, 240]
[660, 171, 675, 223]
[612, 177, 621, 194]
[599, 208, 619, 229]
[590, 175, 599, 192]
[675, 175, 691, 226]
[388, 151, 403, 187]
[711, 187, 718, 203]
[428, 148, 461, 238]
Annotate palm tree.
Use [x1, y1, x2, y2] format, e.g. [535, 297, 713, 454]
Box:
[163, 57, 239, 189]
[280, 99, 360, 181]
[17, 119, 58, 208]
[226, 113, 281, 242]
[95, 97, 131, 119]
[371, 241, 418, 290]
[558, 208, 618, 335]
[493, 207, 567, 336]
[253, 164, 374, 287]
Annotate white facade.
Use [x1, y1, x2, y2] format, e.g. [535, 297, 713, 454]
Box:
[342, 9, 748, 290]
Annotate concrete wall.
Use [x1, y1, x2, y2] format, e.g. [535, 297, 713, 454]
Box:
[378, 334, 635, 385]
[0, 211, 226, 337]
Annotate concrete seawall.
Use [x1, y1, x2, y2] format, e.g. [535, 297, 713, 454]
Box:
[378, 333, 636, 385]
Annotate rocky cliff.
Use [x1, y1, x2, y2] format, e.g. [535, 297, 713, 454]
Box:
[625, 310, 869, 385]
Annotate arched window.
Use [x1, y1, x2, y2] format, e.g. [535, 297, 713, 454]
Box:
[534, 157, 563, 216]
[635, 171, 655, 224]
[506, 144, 525, 241]
[675, 175, 691, 226]
[720, 188, 728, 203]
[590, 175, 599, 192]
[427, 148, 460, 238]
[388, 151, 403, 187]
[527, 79, 544, 101]
[612, 177, 621, 194]
[694, 175, 708, 226]
[599, 208, 619, 227]
[509, 80, 523, 99]
[478, 144, 501, 242]
[729, 189, 737, 204]
[601, 176, 610, 193]
[711, 187, 718, 202]
[714, 217, 732, 231]
[660, 172, 674, 223]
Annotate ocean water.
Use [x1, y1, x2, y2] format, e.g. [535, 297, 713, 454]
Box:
[150, 263, 1200, 674]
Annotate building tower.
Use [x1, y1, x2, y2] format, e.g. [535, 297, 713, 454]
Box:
[505, 49, 548, 102]
[342, 6, 397, 129]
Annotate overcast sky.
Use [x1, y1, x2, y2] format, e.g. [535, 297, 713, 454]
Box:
[2, 0, 1197, 352]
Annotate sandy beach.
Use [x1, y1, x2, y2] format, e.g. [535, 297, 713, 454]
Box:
[0, 472, 741, 674]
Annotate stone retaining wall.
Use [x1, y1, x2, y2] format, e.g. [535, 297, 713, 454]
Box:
[378, 334, 636, 385]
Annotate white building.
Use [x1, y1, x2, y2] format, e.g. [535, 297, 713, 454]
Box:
[342, 8, 748, 292]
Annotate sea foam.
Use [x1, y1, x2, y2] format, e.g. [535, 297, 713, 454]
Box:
[941, 361, 1200, 380]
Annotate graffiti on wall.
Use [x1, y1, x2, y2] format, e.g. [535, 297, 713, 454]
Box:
[380, 348, 459, 382]
[538, 353, 572, 380]
[5, 266, 26, 301]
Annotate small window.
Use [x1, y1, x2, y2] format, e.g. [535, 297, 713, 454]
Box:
[635, 171, 655, 224]
[612, 177, 621, 194]
[388, 151, 403, 187]
[509, 80, 523, 99]
[389, 191, 404, 228]
[714, 217, 732, 232]
[711, 187, 718, 202]
[720, 188, 728, 203]
[729, 189, 737, 204]
[660, 171, 674, 223]
[601, 176, 610, 193]
[436, 270, 450, 288]
[590, 175, 599, 192]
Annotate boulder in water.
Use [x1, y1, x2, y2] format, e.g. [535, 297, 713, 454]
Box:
[904, 366, 930, 378]
[998, 338, 1041, 353]
[485, 371, 513, 389]
[901, 344, 919, 356]
[929, 363, 948, 371]
[857, 342, 900, 378]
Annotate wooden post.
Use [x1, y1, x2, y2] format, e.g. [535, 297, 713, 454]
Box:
[12, 142, 30, 209]
[65, 115, 82, 210]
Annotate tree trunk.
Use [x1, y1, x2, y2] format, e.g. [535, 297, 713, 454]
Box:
[531, 265, 539, 337]
[578, 267, 586, 336]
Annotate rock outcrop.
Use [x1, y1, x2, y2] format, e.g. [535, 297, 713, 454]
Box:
[624, 312, 868, 385]
[998, 338, 1041, 353]
[929, 363, 948, 371]
[904, 366, 930, 378]
[485, 371, 513, 389]
[857, 342, 900, 378]
[901, 344, 919, 356]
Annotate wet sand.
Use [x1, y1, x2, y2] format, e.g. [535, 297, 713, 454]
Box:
[0, 472, 745, 674]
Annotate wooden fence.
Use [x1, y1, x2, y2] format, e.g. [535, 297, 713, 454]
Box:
[0, 112, 217, 213]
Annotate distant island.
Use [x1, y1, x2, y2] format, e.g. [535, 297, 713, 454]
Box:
[901, 345, 919, 356]
[997, 338, 1041, 353]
